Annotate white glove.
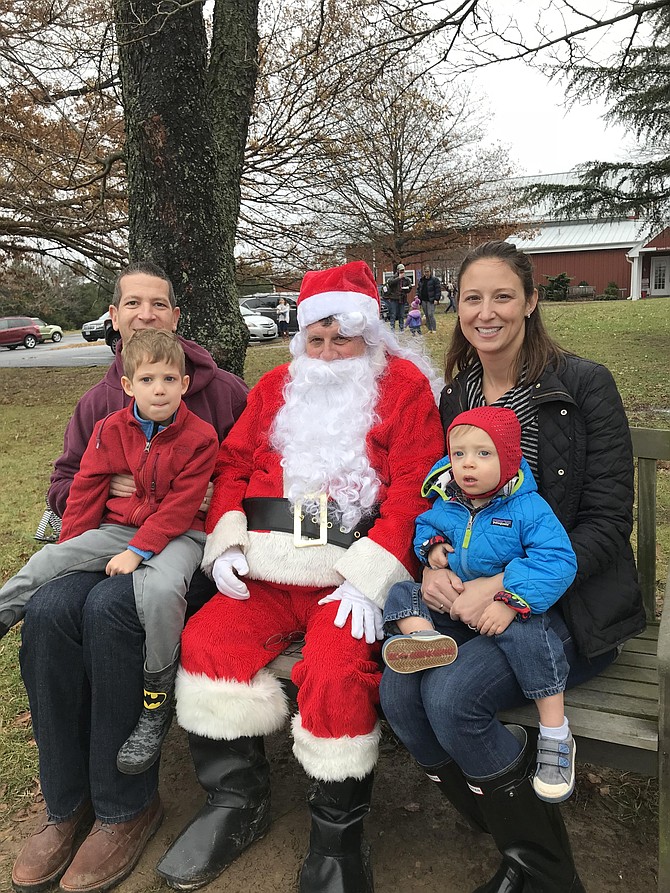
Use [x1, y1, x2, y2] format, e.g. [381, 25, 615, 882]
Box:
[211, 547, 250, 600]
[318, 581, 384, 644]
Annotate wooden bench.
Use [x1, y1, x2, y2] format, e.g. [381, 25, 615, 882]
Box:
[268, 426, 670, 889]
[567, 285, 597, 299]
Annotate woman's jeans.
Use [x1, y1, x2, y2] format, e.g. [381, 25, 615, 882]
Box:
[384, 582, 569, 700]
[388, 300, 406, 331]
[19, 570, 215, 823]
[380, 604, 616, 778]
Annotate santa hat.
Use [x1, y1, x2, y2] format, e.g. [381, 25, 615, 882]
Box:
[297, 261, 380, 329]
[446, 406, 522, 497]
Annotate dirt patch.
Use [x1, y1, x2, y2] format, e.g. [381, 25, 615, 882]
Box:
[0, 722, 657, 893]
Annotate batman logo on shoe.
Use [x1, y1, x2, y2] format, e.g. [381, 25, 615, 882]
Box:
[144, 689, 167, 709]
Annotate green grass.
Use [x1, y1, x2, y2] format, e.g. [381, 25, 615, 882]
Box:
[0, 298, 668, 816]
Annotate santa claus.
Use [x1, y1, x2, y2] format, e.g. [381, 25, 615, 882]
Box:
[156, 261, 445, 893]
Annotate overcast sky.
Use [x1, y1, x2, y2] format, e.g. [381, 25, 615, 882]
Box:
[461, 1, 637, 178]
[472, 58, 632, 177]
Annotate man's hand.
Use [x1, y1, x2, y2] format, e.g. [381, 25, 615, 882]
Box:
[318, 581, 383, 644]
[200, 482, 214, 515]
[106, 549, 143, 576]
[420, 566, 464, 614]
[477, 601, 515, 636]
[108, 474, 136, 499]
[212, 547, 250, 599]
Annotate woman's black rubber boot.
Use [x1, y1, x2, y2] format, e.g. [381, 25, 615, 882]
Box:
[156, 734, 271, 890]
[424, 759, 523, 893]
[299, 773, 375, 893]
[117, 659, 178, 775]
[466, 726, 586, 893]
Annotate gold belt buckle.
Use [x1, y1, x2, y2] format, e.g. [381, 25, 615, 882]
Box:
[294, 493, 328, 547]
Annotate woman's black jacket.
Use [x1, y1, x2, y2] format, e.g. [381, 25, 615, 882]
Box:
[439, 353, 646, 659]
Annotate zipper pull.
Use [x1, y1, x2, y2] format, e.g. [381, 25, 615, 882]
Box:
[144, 440, 151, 453]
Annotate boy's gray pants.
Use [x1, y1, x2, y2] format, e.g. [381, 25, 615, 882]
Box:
[0, 523, 206, 671]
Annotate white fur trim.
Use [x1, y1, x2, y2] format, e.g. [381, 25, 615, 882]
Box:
[298, 291, 379, 329]
[334, 537, 412, 609]
[202, 511, 249, 574]
[175, 667, 289, 739]
[291, 714, 381, 781]
[245, 530, 345, 588]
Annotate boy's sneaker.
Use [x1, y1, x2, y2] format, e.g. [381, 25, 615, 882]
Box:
[382, 630, 458, 674]
[532, 732, 576, 802]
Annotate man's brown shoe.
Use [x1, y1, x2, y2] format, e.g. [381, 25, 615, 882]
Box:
[12, 801, 94, 893]
[59, 794, 163, 893]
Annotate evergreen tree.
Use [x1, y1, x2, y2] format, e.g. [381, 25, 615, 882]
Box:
[521, 6, 670, 225]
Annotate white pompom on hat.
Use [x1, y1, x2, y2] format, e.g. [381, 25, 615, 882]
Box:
[297, 260, 381, 330]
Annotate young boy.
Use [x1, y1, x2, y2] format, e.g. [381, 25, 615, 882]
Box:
[382, 406, 579, 802]
[0, 329, 219, 775]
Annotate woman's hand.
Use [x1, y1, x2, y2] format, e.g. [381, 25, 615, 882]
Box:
[108, 474, 136, 498]
[421, 566, 464, 614]
[449, 573, 505, 627]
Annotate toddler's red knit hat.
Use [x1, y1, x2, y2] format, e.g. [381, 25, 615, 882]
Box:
[446, 406, 522, 495]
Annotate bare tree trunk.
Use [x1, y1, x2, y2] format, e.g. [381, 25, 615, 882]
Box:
[113, 0, 257, 377]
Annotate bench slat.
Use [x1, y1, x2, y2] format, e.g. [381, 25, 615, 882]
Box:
[499, 703, 658, 751]
[563, 688, 658, 720]
[575, 676, 658, 701]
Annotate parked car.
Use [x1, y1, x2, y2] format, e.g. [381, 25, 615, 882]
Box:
[32, 318, 63, 342]
[241, 305, 278, 341]
[239, 293, 299, 332]
[81, 311, 110, 342]
[0, 316, 41, 350]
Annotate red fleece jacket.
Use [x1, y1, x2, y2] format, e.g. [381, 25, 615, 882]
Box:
[59, 401, 219, 555]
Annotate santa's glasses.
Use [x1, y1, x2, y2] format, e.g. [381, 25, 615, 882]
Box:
[264, 630, 305, 653]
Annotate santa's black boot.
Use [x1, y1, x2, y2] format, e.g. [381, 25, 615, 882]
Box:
[299, 774, 374, 893]
[117, 659, 178, 775]
[466, 726, 586, 893]
[156, 734, 271, 890]
[423, 759, 523, 893]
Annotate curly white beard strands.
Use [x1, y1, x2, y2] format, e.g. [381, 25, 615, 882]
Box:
[271, 353, 382, 532]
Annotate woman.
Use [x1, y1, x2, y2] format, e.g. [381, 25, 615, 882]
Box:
[276, 297, 290, 339]
[380, 240, 645, 892]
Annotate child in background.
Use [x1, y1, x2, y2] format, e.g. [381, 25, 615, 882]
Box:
[382, 406, 578, 802]
[0, 330, 219, 775]
[406, 298, 423, 336]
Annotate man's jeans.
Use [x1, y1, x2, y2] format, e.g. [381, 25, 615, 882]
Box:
[388, 300, 406, 331]
[420, 300, 436, 332]
[20, 570, 215, 823]
[380, 606, 616, 778]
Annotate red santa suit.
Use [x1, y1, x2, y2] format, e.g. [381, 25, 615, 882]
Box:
[177, 278, 444, 782]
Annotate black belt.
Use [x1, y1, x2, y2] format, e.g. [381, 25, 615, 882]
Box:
[243, 497, 377, 549]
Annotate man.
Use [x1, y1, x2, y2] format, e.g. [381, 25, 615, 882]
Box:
[155, 261, 445, 893]
[11, 262, 247, 893]
[384, 262, 413, 331]
[417, 264, 441, 334]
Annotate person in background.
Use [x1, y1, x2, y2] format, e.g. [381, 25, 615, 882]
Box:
[11, 262, 247, 893]
[417, 264, 441, 333]
[276, 297, 291, 339]
[443, 281, 457, 313]
[406, 298, 423, 336]
[380, 240, 645, 892]
[385, 263, 413, 331]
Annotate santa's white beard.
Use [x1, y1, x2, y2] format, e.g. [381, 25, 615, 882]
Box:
[270, 352, 383, 531]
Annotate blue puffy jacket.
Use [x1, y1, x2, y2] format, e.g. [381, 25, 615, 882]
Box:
[414, 455, 577, 614]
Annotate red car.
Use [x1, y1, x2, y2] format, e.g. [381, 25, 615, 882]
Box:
[0, 316, 41, 350]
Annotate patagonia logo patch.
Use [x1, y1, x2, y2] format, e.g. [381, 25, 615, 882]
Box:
[491, 518, 513, 528]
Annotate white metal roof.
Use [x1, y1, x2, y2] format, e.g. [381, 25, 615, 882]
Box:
[509, 219, 651, 253]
